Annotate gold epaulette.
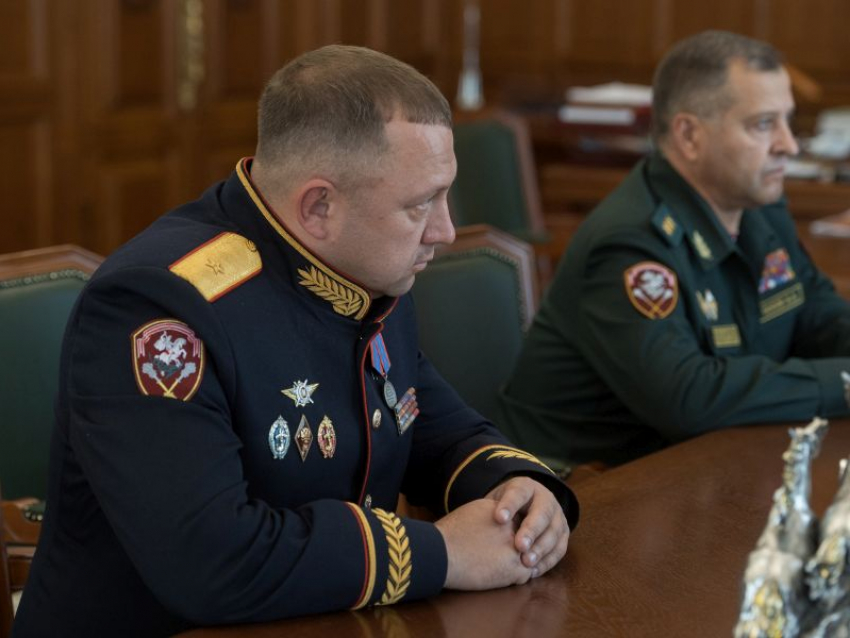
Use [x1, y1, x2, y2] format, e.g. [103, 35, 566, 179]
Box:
[169, 232, 262, 302]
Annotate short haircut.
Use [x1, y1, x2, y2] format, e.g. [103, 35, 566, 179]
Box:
[255, 44, 452, 192]
[651, 30, 783, 142]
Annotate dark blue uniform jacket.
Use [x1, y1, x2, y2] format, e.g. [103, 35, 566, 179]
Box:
[14, 159, 578, 637]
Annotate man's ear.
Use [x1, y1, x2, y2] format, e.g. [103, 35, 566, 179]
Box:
[669, 113, 704, 163]
[296, 179, 334, 240]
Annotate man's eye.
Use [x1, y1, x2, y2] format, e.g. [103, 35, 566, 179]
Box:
[414, 197, 434, 213]
[754, 117, 774, 131]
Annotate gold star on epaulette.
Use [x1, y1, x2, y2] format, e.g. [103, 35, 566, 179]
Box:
[205, 258, 224, 275]
[169, 232, 261, 302]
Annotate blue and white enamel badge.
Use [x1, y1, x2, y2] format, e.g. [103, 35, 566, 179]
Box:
[268, 416, 290, 460]
[282, 379, 319, 407]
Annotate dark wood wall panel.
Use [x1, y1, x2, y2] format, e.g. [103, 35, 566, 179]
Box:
[762, 0, 850, 88]
[661, 0, 755, 47]
[201, 147, 255, 187]
[210, 0, 268, 100]
[563, 0, 655, 67]
[481, 1, 560, 72]
[95, 158, 177, 250]
[0, 120, 51, 253]
[385, 1, 441, 60]
[81, 0, 172, 159]
[113, 0, 167, 108]
[0, 0, 48, 81]
[0, 0, 53, 254]
[2, 0, 850, 256]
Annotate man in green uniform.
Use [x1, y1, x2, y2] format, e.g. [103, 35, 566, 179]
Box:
[501, 30, 850, 467]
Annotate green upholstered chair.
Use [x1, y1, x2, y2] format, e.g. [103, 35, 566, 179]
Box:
[410, 224, 537, 424]
[450, 109, 549, 245]
[0, 245, 102, 502]
[0, 245, 102, 601]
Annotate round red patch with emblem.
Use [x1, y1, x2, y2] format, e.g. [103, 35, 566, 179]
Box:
[132, 319, 205, 401]
[623, 262, 678, 319]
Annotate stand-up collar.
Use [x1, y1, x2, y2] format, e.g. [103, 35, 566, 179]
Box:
[219, 158, 379, 321]
[646, 152, 738, 270]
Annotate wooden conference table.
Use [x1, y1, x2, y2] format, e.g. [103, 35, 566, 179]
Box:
[177, 419, 850, 638]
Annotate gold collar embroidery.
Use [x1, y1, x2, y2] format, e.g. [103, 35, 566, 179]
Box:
[236, 160, 371, 320]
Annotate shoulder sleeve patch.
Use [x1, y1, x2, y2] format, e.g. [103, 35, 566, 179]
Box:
[624, 261, 678, 319]
[651, 205, 683, 246]
[169, 232, 262, 302]
[132, 319, 204, 401]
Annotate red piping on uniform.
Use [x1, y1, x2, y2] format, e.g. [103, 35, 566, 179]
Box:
[357, 332, 376, 504]
[356, 298, 400, 504]
[345, 503, 370, 607]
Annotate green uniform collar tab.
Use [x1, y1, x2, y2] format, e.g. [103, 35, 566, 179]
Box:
[651, 204, 684, 246]
[646, 153, 737, 271]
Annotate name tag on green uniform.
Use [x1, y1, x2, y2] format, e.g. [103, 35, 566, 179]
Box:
[759, 282, 804, 323]
[712, 324, 741, 348]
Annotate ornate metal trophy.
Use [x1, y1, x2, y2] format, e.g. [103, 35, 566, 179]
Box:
[803, 457, 850, 637]
[734, 418, 828, 638]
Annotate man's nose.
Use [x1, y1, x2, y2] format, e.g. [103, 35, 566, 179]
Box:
[774, 119, 799, 156]
[424, 200, 456, 246]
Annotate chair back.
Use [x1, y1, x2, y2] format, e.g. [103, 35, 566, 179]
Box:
[411, 225, 537, 422]
[0, 245, 103, 501]
[450, 109, 546, 242]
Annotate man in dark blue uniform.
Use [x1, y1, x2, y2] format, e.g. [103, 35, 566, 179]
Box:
[501, 31, 850, 467]
[13, 45, 577, 637]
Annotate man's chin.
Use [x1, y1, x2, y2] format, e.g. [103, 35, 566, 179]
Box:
[375, 276, 416, 299]
[754, 181, 785, 206]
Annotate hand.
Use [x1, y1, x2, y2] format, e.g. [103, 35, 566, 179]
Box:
[434, 498, 532, 590]
[486, 477, 570, 578]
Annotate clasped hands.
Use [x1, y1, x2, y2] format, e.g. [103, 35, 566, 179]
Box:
[434, 476, 570, 590]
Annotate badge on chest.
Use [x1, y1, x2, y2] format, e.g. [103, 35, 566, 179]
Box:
[268, 378, 336, 462]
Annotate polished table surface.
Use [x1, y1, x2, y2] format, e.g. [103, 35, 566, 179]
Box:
[176, 420, 850, 637]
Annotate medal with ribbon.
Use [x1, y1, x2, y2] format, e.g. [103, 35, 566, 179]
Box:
[370, 333, 398, 409]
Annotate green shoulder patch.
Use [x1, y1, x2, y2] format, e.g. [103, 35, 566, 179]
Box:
[169, 232, 262, 302]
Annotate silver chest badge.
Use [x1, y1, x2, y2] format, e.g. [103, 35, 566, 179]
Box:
[268, 416, 290, 460]
[282, 379, 319, 407]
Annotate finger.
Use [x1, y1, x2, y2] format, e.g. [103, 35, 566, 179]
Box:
[509, 558, 534, 586]
[492, 478, 534, 524]
[531, 530, 569, 578]
[520, 515, 564, 568]
[514, 490, 558, 553]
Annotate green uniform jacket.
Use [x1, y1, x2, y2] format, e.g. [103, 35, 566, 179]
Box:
[500, 152, 850, 466]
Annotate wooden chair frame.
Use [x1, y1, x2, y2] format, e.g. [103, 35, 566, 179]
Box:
[1, 482, 12, 638]
[0, 244, 103, 282]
